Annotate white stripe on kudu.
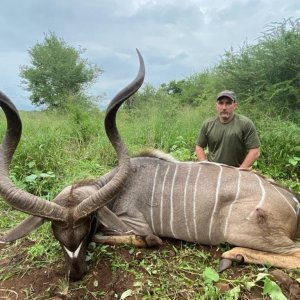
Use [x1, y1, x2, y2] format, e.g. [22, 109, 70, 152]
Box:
[150, 164, 160, 233]
[255, 174, 266, 208]
[170, 165, 178, 238]
[293, 197, 300, 216]
[247, 174, 265, 219]
[193, 165, 202, 240]
[273, 185, 298, 217]
[160, 165, 170, 235]
[184, 165, 192, 240]
[208, 165, 223, 243]
[224, 169, 241, 237]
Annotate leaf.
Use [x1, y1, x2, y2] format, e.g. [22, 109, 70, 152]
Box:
[245, 281, 256, 291]
[256, 272, 269, 282]
[25, 174, 38, 182]
[225, 285, 240, 300]
[40, 172, 55, 178]
[263, 277, 287, 300]
[203, 267, 219, 283]
[27, 161, 36, 168]
[288, 158, 298, 166]
[120, 289, 133, 299]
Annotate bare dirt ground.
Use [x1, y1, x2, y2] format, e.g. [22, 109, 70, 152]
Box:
[1, 239, 300, 300]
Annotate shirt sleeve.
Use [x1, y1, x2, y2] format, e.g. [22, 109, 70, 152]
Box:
[196, 123, 208, 148]
[243, 119, 260, 149]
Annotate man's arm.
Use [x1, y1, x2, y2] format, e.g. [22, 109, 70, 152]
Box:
[239, 148, 260, 169]
[195, 145, 207, 161]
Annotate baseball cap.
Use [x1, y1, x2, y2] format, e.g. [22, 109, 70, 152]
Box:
[216, 90, 236, 102]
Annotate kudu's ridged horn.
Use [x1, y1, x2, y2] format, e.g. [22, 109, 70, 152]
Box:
[73, 49, 145, 220]
[0, 49, 144, 223]
[0, 91, 67, 222]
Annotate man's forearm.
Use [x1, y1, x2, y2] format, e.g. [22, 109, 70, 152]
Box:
[195, 145, 207, 161]
[240, 148, 260, 169]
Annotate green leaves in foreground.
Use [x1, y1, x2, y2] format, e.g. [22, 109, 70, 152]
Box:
[262, 276, 287, 300]
[202, 268, 286, 300]
[252, 273, 287, 300]
[203, 267, 220, 283]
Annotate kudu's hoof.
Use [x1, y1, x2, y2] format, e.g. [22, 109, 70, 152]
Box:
[144, 234, 163, 247]
[218, 258, 233, 272]
[218, 254, 245, 272]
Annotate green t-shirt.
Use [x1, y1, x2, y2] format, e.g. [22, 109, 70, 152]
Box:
[196, 114, 260, 167]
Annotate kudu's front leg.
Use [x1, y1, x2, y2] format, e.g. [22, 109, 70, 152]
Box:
[94, 206, 162, 247]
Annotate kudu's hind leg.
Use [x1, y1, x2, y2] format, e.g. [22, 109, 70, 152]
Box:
[222, 207, 300, 271]
[94, 207, 162, 247]
[220, 246, 300, 271]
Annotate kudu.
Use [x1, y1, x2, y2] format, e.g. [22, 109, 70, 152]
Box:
[1, 50, 300, 282]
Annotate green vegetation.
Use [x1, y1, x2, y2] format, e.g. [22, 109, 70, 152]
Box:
[0, 18, 299, 299]
[20, 32, 102, 109]
[159, 18, 300, 122]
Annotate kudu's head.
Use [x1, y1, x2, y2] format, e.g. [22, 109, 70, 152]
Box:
[0, 49, 145, 281]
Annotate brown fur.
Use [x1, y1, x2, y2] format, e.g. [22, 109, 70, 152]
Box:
[135, 148, 178, 162]
[69, 179, 96, 205]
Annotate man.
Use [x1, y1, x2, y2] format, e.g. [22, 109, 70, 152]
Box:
[195, 90, 260, 168]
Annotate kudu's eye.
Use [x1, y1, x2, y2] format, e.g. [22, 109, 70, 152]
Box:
[52, 220, 68, 229]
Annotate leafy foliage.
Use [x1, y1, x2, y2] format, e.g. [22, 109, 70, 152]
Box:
[215, 18, 300, 117]
[263, 276, 287, 300]
[140, 18, 300, 123]
[20, 32, 102, 109]
[160, 71, 215, 106]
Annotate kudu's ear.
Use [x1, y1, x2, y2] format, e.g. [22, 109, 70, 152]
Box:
[0, 216, 44, 243]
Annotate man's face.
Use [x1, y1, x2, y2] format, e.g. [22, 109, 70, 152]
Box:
[215, 97, 237, 123]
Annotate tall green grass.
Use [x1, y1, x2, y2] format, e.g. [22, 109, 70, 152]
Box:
[0, 98, 299, 201]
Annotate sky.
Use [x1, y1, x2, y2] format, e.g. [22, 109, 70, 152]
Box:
[0, 0, 299, 110]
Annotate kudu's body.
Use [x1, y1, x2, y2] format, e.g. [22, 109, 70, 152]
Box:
[94, 154, 300, 270]
[1, 50, 300, 282]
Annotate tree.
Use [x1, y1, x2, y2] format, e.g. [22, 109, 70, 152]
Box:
[215, 18, 300, 111]
[20, 32, 102, 109]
